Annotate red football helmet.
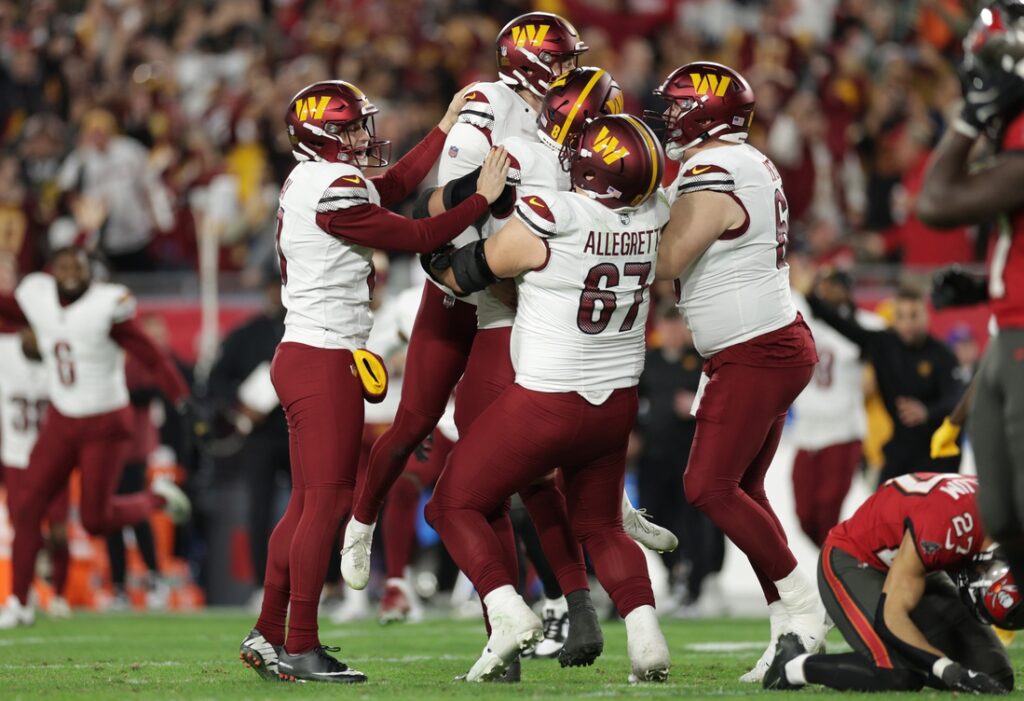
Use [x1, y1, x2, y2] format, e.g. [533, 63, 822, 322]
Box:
[538, 66, 624, 151]
[496, 12, 588, 98]
[563, 114, 665, 210]
[285, 80, 390, 166]
[647, 61, 755, 160]
[957, 547, 1024, 630]
[965, 0, 1024, 68]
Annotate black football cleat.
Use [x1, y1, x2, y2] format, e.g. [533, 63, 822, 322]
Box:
[239, 628, 281, 681]
[277, 645, 367, 683]
[763, 633, 807, 691]
[558, 593, 604, 668]
[496, 656, 521, 683]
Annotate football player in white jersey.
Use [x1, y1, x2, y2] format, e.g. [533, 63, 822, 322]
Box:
[423, 114, 672, 683]
[0, 246, 192, 628]
[790, 268, 885, 547]
[237, 79, 509, 684]
[0, 327, 72, 627]
[344, 13, 590, 592]
[648, 61, 825, 682]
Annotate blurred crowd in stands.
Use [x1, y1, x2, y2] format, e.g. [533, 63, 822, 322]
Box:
[0, 0, 989, 280]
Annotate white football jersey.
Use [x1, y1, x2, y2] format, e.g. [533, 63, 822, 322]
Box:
[0, 334, 49, 468]
[668, 143, 797, 357]
[278, 160, 381, 350]
[790, 293, 885, 450]
[512, 188, 670, 404]
[476, 136, 571, 330]
[434, 81, 539, 308]
[14, 273, 134, 417]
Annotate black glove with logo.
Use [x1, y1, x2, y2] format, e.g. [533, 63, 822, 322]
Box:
[959, 60, 1024, 138]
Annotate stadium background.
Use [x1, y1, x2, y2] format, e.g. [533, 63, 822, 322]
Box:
[0, 0, 995, 613]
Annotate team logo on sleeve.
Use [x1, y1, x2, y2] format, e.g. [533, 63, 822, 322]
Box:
[525, 196, 555, 222]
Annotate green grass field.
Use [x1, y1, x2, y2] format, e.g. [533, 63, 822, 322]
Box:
[0, 612, 1018, 700]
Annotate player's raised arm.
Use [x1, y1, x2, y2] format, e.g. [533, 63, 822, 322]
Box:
[109, 306, 190, 407]
[315, 146, 509, 254]
[370, 86, 477, 207]
[916, 57, 1024, 228]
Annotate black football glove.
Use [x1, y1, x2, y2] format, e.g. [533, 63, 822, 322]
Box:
[958, 60, 1024, 137]
[931, 266, 989, 309]
[419, 243, 454, 286]
[940, 662, 1008, 695]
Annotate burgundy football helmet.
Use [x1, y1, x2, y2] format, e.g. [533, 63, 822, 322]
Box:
[496, 12, 588, 98]
[538, 66, 624, 151]
[285, 80, 390, 166]
[647, 61, 755, 160]
[957, 547, 1024, 630]
[563, 114, 665, 210]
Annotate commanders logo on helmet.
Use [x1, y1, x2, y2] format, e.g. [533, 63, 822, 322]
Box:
[646, 61, 755, 161]
[563, 114, 665, 210]
[286, 80, 391, 166]
[496, 13, 588, 98]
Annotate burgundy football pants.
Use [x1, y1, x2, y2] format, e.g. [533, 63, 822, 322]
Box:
[792, 440, 862, 547]
[685, 358, 814, 603]
[10, 406, 161, 604]
[4, 465, 70, 598]
[427, 385, 653, 618]
[382, 430, 453, 579]
[453, 326, 589, 597]
[255, 343, 362, 654]
[352, 282, 476, 524]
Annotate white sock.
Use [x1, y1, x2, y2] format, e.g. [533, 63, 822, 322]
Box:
[785, 653, 811, 685]
[774, 567, 817, 614]
[349, 518, 375, 535]
[624, 604, 659, 636]
[768, 600, 787, 636]
[482, 584, 519, 613]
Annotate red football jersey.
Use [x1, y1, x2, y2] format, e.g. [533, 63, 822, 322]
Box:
[826, 473, 984, 572]
[993, 112, 1024, 329]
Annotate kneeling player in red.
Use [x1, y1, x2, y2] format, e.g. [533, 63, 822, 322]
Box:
[764, 473, 1016, 693]
[425, 114, 671, 683]
[237, 79, 509, 683]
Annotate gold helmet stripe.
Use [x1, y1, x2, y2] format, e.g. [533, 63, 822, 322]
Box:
[555, 68, 606, 146]
[622, 114, 660, 202]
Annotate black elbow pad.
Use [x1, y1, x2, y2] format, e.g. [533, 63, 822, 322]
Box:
[442, 167, 482, 210]
[451, 240, 498, 295]
[412, 188, 434, 219]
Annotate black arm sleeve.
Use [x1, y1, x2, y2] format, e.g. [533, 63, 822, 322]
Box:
[806, 293, 881, 352]
[873, 593, 942, 676]
[448, 239, 497, 295]
[441, 167, 482, 210]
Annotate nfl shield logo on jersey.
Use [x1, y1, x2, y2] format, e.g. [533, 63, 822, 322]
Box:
[448, 145, 460, 159]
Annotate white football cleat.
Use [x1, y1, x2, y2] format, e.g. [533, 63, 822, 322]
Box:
[625, 605, 670, 683]
[48, 596, 71, 619]
[465, 587, 543, 682]
[739, 601, 786, 683]
[152, 477, 191, 524]
[621, 493, 678, 553]
[340, 519, 375, 591]
[0, 595, 34, 629]
[532, 596, 569, 658]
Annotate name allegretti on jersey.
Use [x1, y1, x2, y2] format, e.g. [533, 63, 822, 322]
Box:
[667, 143, 797, 358]
[510, 187, 670, 405]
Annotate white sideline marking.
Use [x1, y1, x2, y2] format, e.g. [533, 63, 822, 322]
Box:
[0, 635, 111, 647]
